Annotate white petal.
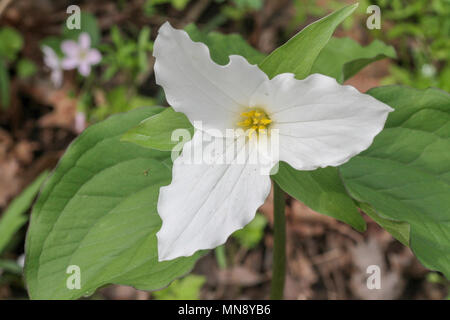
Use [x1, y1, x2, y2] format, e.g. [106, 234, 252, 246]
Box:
[86, 49, 101, 64]
[251, 73, 394, 170]
[79, 32, 91, 50]
[157, 131, 271, 261]
[78, 61, 91, 77]
[61, 56, 79, 70]
[61, 40, 79, 57]
[153, 22, 268, 135]
[42, 46, 59, 69]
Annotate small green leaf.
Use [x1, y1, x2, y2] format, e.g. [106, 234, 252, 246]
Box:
[122, 107, 194, 151]
[273, 163, 366, 232]
[0, 60, 10, 109]
[25, 107, 201, 299]
[259, 3, 358, 79]
[171, 0, 191, 11]
[94, 87, 153, 119]
[232, 213, 267, 249]
[0, 259, 23, 275]
[129, 95, 156, 109]
[214, 245, 227, 269]
[185, 24, 266, 66]
[137, 26, 152, 73]
[232, 0, 264, 10]
[311, 37, 397, 83]
[152, 274, 206, 300]
[0, 172, 48, 254]
[17, 59, 38, 79]
[0, 27, 23, 61]
[340, 86, 450, 279]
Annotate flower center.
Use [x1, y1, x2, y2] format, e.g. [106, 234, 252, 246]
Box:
[78, 50, 88, 60]
[237, 108, 272, 138]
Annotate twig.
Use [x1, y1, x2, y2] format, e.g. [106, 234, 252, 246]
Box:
[183, 0, 211, 24]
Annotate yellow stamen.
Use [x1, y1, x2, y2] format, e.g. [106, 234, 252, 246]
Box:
[237, 108, 272, 139]
[237, 118, 252, 127]
[241, 111, 256, 117]
[260, 118, 272, 125]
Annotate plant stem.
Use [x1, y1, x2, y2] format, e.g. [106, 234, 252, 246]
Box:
[214, 245, 227, 269]
[270, 180, 286, 300]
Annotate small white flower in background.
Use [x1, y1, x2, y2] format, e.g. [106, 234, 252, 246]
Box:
[154, 22, 394, 261]
[61, 32, 101, 76]
[421, 64, 436, 78]
[42, 45, 63, 87]
[74, 111, 87, 134]
[17, 253, 25, 268]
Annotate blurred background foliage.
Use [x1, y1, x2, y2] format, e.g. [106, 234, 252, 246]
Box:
[0, 0, 449, 300]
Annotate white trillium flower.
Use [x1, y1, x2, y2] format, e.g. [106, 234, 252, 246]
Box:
[61, 33, 101, 77]
[154, 22, 394, 261]
[42, 45, 63, 87]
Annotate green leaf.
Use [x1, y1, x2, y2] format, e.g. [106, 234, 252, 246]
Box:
[0, 259, 22, 275]
[340, 86, 450, 279]
[152, 274, 206, 300]
[122, 107, 194, 151]
[94, 87, 154, 120]
[232, 213, 267, 249]
[129, 95, 157, 109]
[311, 37, 397, 83]
[63, 12, 100, 47]
[0, 172, 48, 254]
[258, 3, 358, 79]
[137, 26, 152, 73]
[358, 202, 410, 246]
[232, 0, 264, 10]
[0, 27, 23, 61]
[185, 24, 266, 65]
[25, 107, 201, 299]
[0, 60, 10, 109]
[273, 163, 366, 232]
[171, 0, 191, 11]
[17, 59, 37, 79]
[214, 245, 227, 269]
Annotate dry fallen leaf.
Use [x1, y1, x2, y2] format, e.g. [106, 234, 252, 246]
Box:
[217, 266, 265, 287]
[350, 239, 404, 299]
[26, 80, 77, 130]
[0, 157, 21, 207]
